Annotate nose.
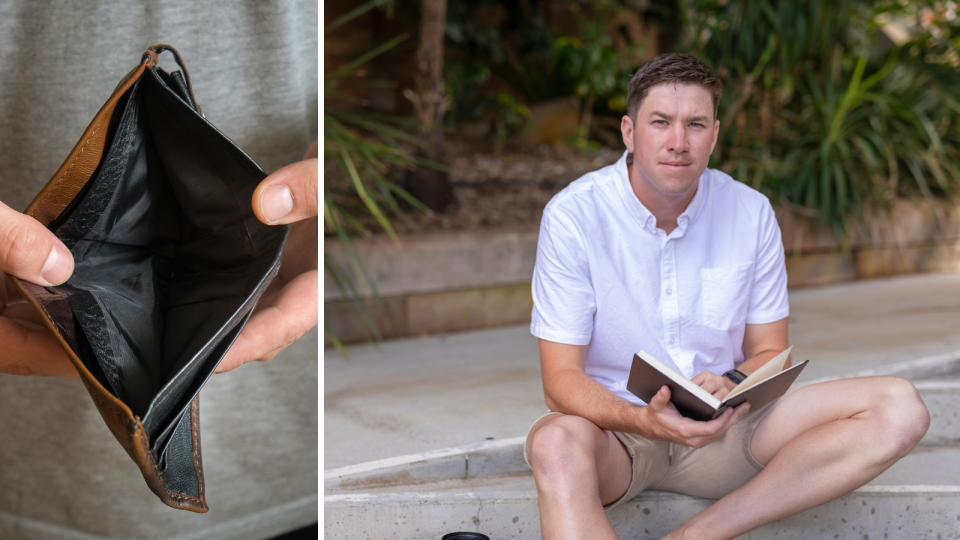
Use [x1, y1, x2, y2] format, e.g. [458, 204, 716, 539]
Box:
[667, 124, 689, 153]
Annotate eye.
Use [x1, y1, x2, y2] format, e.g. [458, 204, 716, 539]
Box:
[689, 122, 705, 128]
[653, 120, 668, 126]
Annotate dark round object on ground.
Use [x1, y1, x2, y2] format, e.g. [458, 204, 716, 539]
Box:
[442, 533, 490, 540]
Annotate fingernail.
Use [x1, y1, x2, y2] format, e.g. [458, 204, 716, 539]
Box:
[41, 245, 72, 285]
[261, 184, 293, 224]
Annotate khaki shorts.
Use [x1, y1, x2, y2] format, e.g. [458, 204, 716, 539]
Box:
[523, 394, 786, 510]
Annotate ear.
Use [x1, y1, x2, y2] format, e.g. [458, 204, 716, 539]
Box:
[709, 118, 720, 155]
[621, 115, 635, 153]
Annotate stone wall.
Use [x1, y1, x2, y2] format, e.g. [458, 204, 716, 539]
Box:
[325, 200, 960, 346]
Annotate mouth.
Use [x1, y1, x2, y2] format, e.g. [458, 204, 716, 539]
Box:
[660, 161, 692, 169]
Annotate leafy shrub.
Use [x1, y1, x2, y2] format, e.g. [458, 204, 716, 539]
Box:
[684, 0, 960, 229]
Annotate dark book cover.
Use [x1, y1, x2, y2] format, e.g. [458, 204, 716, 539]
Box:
[626, 356, 721, 421]
[721, 360, 808, 413]
[626, 352, 808, 422]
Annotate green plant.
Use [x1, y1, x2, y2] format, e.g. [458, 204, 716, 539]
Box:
[491, 92, 531, 151]
[445, 1, 563, 104]
[444, 3, 644, 147]
[554, 21, 643, 145]
[324, 0, 426, 357]
[682, 0, 960, 231]
[443, 59, 494, 126]
[442, 60, 530, 152]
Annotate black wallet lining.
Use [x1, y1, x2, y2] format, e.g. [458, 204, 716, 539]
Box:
[41, 67, 287, 461]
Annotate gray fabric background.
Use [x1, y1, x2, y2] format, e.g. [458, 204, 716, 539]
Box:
[0, 1, 318, 538]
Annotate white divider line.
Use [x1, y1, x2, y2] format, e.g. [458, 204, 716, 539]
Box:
[801, 349, 960, 386]
[324, 436, 526, 480]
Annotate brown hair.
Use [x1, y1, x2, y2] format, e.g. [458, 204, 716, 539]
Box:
[626, 53, 722, 120]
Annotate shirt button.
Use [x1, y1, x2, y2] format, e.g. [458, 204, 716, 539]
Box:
[669, 338, 676, 345]
[666, 288, 672, 295]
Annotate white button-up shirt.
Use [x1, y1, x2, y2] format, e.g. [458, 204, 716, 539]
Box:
[531, 151, 789, 406]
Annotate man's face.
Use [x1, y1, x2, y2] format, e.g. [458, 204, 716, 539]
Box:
[620, 83, 720, 205]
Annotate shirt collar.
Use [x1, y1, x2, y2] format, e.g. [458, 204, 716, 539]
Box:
[617, 151, 708, 235]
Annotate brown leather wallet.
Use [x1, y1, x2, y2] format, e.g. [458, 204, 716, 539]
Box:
[6, 45, 288, 512]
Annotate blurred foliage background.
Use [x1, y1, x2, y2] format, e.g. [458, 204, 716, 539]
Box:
[324, 0, 960, 348]
[327, 0, 960, 231]
[685, 0, 960, 231]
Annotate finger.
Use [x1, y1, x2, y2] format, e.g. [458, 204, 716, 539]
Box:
[0, 201, 74, 286]
[706, 404, 751, 440]
[700, 377, 721, 395]
[727, 402, 752, 426]
[257, 346, 285, 363]
[0, 317, 77, 377]
[215, 269, 319, 373]
[253, 159, 319, 225]
[2, 303, 47, 326]
[693, 406, 737, 435]
[690, 372, 708, 385]
[303, 139, 318, 160]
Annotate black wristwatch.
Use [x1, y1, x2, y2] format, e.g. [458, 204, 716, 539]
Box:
[722, 369, 747, 384]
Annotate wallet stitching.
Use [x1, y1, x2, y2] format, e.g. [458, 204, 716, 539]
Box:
[34, 118, 105, 218]
[191, 398, 205, 503]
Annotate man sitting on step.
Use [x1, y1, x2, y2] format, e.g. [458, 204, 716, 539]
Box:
[525, 52, 929, 540]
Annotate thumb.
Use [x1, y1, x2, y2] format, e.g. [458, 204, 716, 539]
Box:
[253, 159, 318, 225]
[0, 201, 74, 286]
[303, 139, 318, 160]
[648, 385, 672, 410]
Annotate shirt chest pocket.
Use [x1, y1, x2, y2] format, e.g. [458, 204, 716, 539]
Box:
[701, 263, 755, 331]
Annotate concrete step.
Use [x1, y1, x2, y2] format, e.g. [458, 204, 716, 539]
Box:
[915, 380, 960, 446]
[326, 446, 960, 539]
[325, 377, 960, 540]
[324, 375, 960, 493]
[324, 351, 960, 539]
[327, 485, 960, 540]
[325, 341, 960, 471]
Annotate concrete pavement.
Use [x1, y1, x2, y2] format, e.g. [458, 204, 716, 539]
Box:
[325, 272, 960, 468]
[324, 272, 960, 538]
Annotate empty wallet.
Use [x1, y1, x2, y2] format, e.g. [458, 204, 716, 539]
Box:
[6, 45, 289, 512]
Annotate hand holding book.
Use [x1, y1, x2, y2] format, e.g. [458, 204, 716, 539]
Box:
[640, 383, 752, 448]
[627, 347, 808, 422]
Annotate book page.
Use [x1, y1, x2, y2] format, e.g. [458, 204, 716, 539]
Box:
[638, 350, 722, 409]
[722, 346, 793, 402]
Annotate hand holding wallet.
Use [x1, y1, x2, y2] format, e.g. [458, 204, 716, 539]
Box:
[6, 45, 289, 512]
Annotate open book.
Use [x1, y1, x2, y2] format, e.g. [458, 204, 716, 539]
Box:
[626, 347, 808, 421]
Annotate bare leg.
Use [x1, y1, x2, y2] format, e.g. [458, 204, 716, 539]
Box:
[528, 414, 634, 540]
[664, 376, 930, 540]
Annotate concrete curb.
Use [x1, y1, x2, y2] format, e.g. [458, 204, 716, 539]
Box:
[800, 348, 960, 385]
[325, 485, 960, 540]
[325, 349, 960, 539]
[325, 437, 528, 491]
[326, 349, 960, 490]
